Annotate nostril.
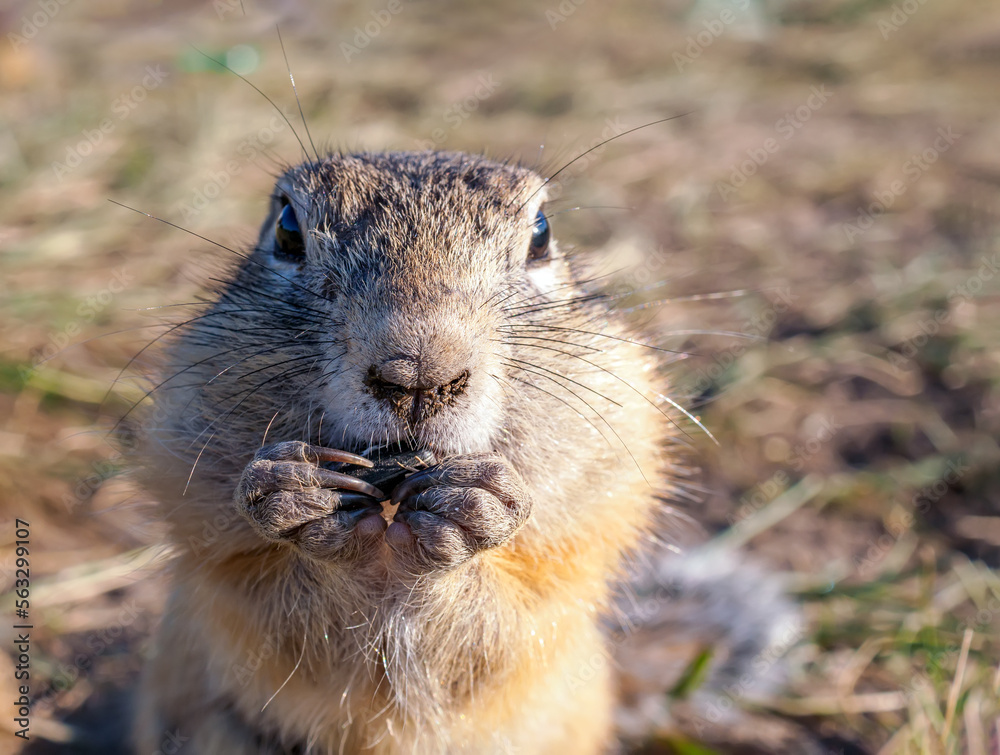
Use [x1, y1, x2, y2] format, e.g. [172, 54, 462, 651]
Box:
[364, 364, 471, 423]
[437, 370, 470, 398]
[364, 365, 407, 399]
[416, 370, 470, 420]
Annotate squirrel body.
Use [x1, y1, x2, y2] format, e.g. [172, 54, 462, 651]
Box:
[132, 151, 677, 754]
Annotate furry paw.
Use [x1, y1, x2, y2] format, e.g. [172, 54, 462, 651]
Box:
[234, 441, 386, 560]
[385, 452, 532, 569]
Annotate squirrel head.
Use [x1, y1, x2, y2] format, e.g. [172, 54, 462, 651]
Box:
[242, 151, 565, 455]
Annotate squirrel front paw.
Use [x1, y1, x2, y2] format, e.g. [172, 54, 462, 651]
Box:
[234, 441, 386, 561]
[385, 453, 532, 570]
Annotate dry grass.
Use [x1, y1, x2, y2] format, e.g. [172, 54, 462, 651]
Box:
[1, 0, 999, 752]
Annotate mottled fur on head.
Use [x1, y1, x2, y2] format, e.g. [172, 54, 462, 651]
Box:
[144, 148, 667, 541]
[207, 151, 560, 458]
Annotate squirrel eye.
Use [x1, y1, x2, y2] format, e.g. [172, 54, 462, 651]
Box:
[528, 210, 550, 261]
[274, 203, 305, 261]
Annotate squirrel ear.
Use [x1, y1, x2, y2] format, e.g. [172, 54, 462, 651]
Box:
[274, 202, 306, 262]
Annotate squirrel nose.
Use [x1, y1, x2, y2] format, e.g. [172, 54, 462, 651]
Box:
[364, 360, 470, 424]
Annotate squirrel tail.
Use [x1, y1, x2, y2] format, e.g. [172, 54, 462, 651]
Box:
[610, 542, 807, 748]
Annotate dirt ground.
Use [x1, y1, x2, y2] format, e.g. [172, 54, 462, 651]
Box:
[1, 0, 999, 753]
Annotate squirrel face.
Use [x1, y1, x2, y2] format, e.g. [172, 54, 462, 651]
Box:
[249, 151, 562, 456]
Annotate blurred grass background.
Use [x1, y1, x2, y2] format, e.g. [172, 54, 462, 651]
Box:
[1, 0, 999, 752]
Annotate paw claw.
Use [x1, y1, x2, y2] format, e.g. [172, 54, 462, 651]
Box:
[234, 441, 385, 561]
[258, 440, 373, 468]
[387, 453, 532, 570]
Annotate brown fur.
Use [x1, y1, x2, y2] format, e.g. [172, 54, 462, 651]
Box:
[131, 151, 677, 753]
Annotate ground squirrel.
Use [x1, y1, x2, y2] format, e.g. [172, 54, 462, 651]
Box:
[129, 149, 773, 754]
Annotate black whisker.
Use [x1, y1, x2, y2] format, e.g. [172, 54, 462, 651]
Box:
[496, 372, 615, 456]
[478, 283, 520, 312]
[213, 352, 332, 403]
[507, 338, 709, 445]
[115, 337, 315, 429]
[495, 334, 602, 354]
[204, 340, 342, 386]
[500, 323, 693, 356]
[514, 113, 692, 214]
[276, 26, 320, 162]
[510, 267, 628, 308]
[505, 290, 610, 315]
[509, 279, 760, 320]
[183, 355, 335, 455]
[505, 357, 621, 407]
[503, 360, 650, 486]
[184, 363, 333, 493]
[544, 205, 633, 219]
[187, 42, 311, 162]
[105, 306, 325, 425]
[207, 278, 329, 319]
[107, 201, 336, 310]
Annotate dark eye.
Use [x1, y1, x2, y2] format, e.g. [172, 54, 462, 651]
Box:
[528, 210, 550, 262]
[274, 202, 305, 261]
